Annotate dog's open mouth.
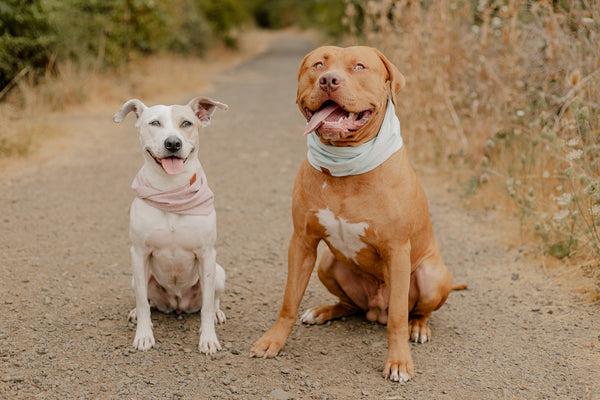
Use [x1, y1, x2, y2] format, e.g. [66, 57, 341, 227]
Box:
[147, 150, 185, 175]
[303, 101, 372, 136]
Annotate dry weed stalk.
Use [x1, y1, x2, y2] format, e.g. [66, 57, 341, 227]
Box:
[344, 0, 600, 292]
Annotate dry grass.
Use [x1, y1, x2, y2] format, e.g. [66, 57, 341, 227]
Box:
[0, 29, 278, 159]
[344, 0, 600, 296]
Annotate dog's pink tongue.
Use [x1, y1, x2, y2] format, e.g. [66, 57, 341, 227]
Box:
[303, 103, 341, 135]
[160, 157, 184, 175]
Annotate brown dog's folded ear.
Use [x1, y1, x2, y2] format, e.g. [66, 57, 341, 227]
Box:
[188, 97, 229, 127]
[296, 52, 312, 105]
[113, 99, 147, 123]
[374, 49, 405, 105]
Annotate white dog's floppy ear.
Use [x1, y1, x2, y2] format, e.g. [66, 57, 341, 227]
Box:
[113, 99, 148, 123]
[188, 97, 229, 127]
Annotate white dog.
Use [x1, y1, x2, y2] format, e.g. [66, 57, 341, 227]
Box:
[113, 96, 228, 354]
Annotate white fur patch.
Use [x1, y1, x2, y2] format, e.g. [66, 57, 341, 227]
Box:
[389, 370, 411, 383]
[300, 308, 318, 324]
[316, 208, 368, 262]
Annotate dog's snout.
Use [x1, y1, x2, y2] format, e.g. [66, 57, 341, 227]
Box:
[164, 136, 182, 152]
[319, 72, 342, 93]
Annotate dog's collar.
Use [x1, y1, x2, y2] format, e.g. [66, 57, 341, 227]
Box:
[132, 166, 214, 215]
[306, 98, 403, 176]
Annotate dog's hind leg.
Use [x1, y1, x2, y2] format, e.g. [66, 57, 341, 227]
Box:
[408, 253, 452, 343]
[214, 263, 226, 324]
[301, 248, 362, 325]
[147, 274, 178, 314]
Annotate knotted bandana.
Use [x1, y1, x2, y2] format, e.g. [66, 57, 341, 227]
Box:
[132, 166, 214, 216]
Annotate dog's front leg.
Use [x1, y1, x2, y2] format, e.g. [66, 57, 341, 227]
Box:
[251, 233, 318, 358]
[130, 246, 155, 351]
[197, 247, 221, 355]
[382, 242, 414, 382]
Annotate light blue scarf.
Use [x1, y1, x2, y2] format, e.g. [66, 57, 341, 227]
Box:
[306, 98, 403, 176]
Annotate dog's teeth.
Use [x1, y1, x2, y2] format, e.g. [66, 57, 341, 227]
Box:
[348, 113, 355, 119]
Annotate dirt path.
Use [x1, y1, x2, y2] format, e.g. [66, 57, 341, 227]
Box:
[1, 33, 599, 400]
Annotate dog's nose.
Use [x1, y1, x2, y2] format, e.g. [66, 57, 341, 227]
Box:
[164, 136, 182, 152]
[319, 72, 342, 93]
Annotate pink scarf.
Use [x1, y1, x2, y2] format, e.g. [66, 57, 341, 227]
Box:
[132, 167, 215, 216]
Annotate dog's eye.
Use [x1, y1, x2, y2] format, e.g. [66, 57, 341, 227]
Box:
[354, 63, 365, 71]
[149, 120, 161, 127]
[181, 120, 192, 128]
[313, 61, 324, 69]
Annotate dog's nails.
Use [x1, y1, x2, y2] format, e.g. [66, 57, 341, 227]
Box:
[399, 372, 411, 382]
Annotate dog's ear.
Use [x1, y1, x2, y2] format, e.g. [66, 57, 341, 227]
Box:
[188, 97, 229, 127]
[296, 51, 313, 83]
[374, 49, 405, 105]
[113, 99, 147, 123]
[296, 51, 314, 105]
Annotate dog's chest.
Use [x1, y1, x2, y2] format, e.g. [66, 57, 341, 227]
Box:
[131, 200, 212, 255]
[315, 207, 370, 263]
[144, 216, 206, 285]
[146, 216, 204, 251]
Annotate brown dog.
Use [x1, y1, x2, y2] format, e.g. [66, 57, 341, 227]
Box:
[251, 46, 455, 382]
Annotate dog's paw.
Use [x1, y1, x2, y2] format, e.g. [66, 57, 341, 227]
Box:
[250, 335, 284, 359]
[409, 317, 431, 344]
[133, 331, 155, 351]
[128, 308, 137, 322]
[301, 304, 356, 324]
[300, 307, 326, 324]
[215, 309, 226, 324]
[383, 359, 414, 383]
[199, 334, 221, 355]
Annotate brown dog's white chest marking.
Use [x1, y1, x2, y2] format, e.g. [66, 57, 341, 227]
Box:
[316, 208, 369, 263]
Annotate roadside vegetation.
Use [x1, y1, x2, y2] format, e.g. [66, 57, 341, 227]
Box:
[344, 0, 600, 295]
[1, 0, 598, 294]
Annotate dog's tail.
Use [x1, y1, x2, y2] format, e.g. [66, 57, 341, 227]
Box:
[451, 283, 468, 290]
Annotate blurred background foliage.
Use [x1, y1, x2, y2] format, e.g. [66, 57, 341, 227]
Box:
[0, 0, 346, 91]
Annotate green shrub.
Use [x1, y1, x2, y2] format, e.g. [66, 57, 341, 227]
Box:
[0, 0, 55, 90]
[196, 0, 251, 48]
[250, 0, 346, 36]
[47, 0, 205, 67]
